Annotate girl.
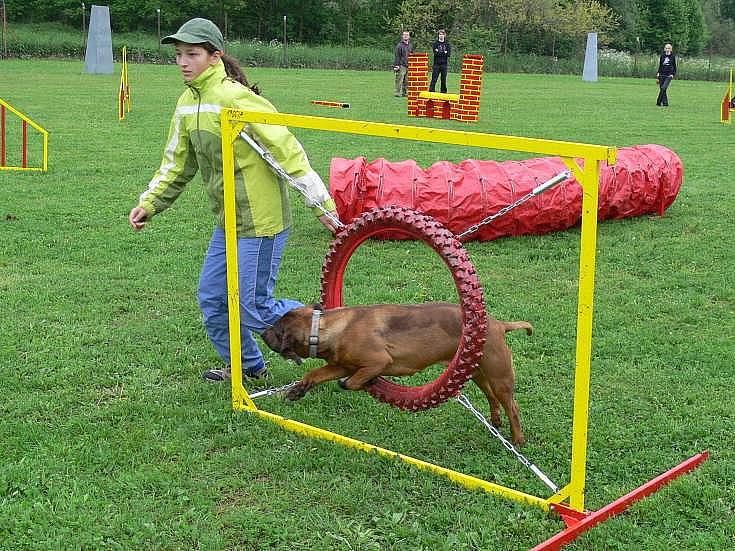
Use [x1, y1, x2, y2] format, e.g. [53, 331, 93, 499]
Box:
[128, 18, 338, 382]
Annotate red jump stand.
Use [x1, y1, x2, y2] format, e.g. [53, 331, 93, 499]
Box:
[407, 53, 484, 122]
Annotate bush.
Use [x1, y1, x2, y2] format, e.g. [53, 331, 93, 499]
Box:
[1, 22, 733, 81]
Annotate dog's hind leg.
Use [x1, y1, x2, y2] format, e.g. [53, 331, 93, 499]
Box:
[479, 341, 525, 446]
[471, 371, 503, 428]
[287, 364, 352, 401]
[489, 378, 525, 446]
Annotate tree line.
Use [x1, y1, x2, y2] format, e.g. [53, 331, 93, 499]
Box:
[7, 0, 735, 55]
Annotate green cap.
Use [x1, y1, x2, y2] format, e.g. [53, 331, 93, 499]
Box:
[161, 18, 225, 51]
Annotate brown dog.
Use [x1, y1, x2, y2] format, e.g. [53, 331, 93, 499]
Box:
[262, 302, 532, 445]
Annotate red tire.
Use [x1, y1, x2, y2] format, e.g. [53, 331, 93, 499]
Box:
[320, 206, 487, 411]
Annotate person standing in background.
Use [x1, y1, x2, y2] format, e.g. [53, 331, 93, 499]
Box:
[656, 43, 677, 107]
[429, 29, 451, 93]
[393, 30, 413, 97]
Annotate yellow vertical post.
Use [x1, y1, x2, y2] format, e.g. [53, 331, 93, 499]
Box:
[220, 113, 256, 411]
[567, 158, 601, 512]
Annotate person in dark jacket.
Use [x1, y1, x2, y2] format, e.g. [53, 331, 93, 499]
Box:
[429, 29, 451, 93]
[393, 30, 413, 97]
[656, 43, 677, 107]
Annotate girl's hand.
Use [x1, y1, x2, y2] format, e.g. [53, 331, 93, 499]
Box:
[129, 207, 149, 230]
[318, 212, 340, 235]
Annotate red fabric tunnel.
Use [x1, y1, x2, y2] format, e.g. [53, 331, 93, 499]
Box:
[328, 144, 683, 241]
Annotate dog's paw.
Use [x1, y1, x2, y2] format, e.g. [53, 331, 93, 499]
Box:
[337, 377, 349, 390]
[286, 385, 307, 401]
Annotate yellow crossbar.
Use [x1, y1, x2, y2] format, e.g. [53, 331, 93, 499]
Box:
[249, 407, 550, 510]
[419, 91, 460, 101]
[222, 110, 616, 164]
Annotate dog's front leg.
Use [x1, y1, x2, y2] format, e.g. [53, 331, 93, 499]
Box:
[341, 364, 390, 391]
[286, 364, 352, 401]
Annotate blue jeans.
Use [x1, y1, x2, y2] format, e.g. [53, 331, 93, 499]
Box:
[198, 226, 303, 373]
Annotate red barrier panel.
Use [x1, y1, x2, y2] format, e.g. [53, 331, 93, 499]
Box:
[329, 145, 683, 241]
[1, 105, 6, 166]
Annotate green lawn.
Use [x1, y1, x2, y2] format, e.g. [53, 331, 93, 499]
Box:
[1, 59, 733, 550]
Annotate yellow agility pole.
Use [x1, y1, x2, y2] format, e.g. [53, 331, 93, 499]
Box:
[118, 46, 132, 121]
[0, 97, 48, 172]
[310, 99, 351, 109]
[221, 109, 615, 516]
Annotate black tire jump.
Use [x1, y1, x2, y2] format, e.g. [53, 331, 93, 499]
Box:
[320, 206, 488, 411]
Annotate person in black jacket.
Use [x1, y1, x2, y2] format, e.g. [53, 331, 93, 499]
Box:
[429, 29, 451, 93]
[656, 43, 677, 107]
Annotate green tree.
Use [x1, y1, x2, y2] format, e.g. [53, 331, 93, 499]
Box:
[386, 0, 459, 46]
[554, 0, 621, 45]
[722, 0, 735, 19]
[637, 0, 708, 54]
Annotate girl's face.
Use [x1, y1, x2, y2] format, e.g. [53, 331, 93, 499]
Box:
[438, 31, 446, 41]
[664, 44, 672, 54]
[175, 42, 221, 82]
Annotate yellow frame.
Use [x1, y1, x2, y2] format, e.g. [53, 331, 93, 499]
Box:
[220, 109, 616, 513]
[0, 97, 49, 172]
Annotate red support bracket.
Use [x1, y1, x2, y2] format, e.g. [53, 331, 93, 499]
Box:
[22, 119, 27, 168]
[532, 451, 709, 550]
[1, 105, 6, 166]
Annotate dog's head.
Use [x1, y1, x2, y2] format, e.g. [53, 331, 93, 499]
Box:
[262, 305, 321, 365]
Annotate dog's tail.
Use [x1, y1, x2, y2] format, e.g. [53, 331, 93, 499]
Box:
[502, 321, 533, 336]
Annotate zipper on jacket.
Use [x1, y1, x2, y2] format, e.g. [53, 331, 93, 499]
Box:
[186, 83, 204, 150]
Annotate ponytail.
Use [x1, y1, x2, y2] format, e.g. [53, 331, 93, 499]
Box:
[221, 53, 260, 95]
[201, 42, 260, 95]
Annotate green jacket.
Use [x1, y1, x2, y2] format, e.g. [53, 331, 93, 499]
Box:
[138, 62, 336, 237]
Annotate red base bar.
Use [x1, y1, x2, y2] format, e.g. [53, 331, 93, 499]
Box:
[532, 451, 709, 551]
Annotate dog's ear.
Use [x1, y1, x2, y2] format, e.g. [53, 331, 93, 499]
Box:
[261, 322, 284, 354]
[262, 316, 303, 365]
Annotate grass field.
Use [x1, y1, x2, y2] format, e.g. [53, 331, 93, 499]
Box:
[1, 59, 734, 550]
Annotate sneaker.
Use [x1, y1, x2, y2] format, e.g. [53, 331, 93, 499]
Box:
[202, 366, 230, 382]
[202, 362, 269, 383]
[245, 362, 269, 380]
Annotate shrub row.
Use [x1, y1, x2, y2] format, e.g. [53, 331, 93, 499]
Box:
[2, 23, 733, 81]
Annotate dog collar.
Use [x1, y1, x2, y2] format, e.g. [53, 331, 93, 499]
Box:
[308, 309, 321, 358]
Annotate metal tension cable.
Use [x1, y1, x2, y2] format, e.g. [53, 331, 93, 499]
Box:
[239, 130, 345, 230]
[457, 170, 571, 240]
[456, 393, 559, 492]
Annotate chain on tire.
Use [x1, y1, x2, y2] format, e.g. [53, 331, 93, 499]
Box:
[320, 206, 488, 411]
